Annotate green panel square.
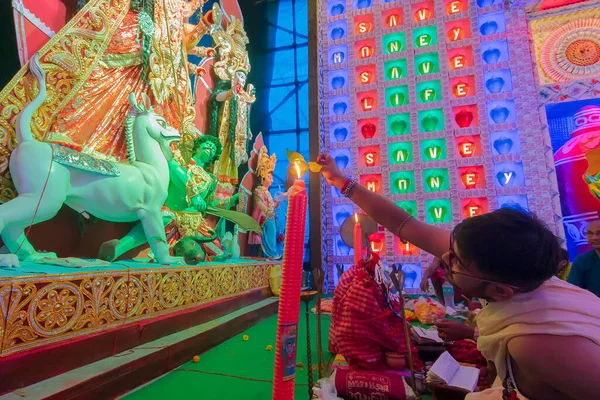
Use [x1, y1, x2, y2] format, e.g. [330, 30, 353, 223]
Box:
[420, 138, 447, 161]
[425, 199, 452, 224]
[384, 59, 407, 81]
[422, 168, 449, 192]
[414, 52, 440, 76]
[390, 171, 416, 194]
[395, 200, 418, 218]
[388, 142, 413, 165]
[382, 32, 406, 55]
[416, 80, 441, 104]
[385, 85, 409, 108]
[386, 114, 410, 136]
[417, 109, 444, 133]
[413, 26, 437, 48]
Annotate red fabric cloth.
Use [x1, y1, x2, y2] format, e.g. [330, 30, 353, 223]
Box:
[329, 255, 421, 371]
[334, 367, 408, 400]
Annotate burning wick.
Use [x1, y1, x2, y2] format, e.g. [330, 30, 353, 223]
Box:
[354, 213, 359, 223]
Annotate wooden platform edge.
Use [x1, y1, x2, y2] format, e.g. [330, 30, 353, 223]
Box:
[0, 287, 272, 395]
[0, 298, 280, 400]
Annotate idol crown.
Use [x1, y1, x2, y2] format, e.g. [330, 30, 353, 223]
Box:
[256, 146, 276, 179]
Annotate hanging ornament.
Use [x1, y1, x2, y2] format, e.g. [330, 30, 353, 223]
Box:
[485, 76, 505, 93]
[332, 52, 345, 64]
[428, 203, 448, 222]
[414, 8, 432, 22]
[331, 27, 345, 40]
[333, 127, 348, 142]
[496, 169, 516, 187]
[361, 122, 377, 139]
[364, 151, 378, 166]
[359, 70, 372, 84]
[418, 61, 435, 75]
[490, 105, 509, 123]
[387, 66, 403, 80]
[331, 76, 346, 89]
[455, 109, 474, 128]
[335, 210, 351, 226]
[426, 175, 445, 191]
[334, 154, 349, 169]
[447, 26, 464, 41]
[361, 96, 375, 111]
[463, 200, 483, 218]
[460, 170, 479, 189]
[356, 21, 372, 34]
[390, 119, 407, 135]
[416, 34, 432, 47]
[395, 148, 410, 163]
[396, 177, 411, 193]
[493, 136, 513, 154]
[365, 178, 381, 192]
[360, 46, 373, 59]
[424, 145, 443, 160]
[419, 88, 437, 102]
[387, 40, 402, 54]
[389, 92, 405, 107]
[386, 14, 400, 28]
[452, 81, 470, 97]
[331, 3, 345, 15]
[450, 54, 467, 69]
[421, 114, 439, 132]
[480, 20, 499, 35]
[333, 101, 348, 115]
[458, 139, 476, 157]
[446, 0, 464, 14]
[482, 48, 501, 64]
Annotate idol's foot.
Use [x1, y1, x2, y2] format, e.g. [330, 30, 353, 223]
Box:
[0, 254, 20, 268]
[98, 239, 120, 262]
[22, 251, 57, 262]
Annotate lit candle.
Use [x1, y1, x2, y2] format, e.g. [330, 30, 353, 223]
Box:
[354, 213, 362, 265]
[272, 162, 308, 400]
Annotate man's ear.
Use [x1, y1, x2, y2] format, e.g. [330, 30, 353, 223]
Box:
[485, 283, 515, 302]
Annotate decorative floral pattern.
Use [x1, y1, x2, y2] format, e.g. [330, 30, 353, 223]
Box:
[531, 12, 600, 84]
[0, 262, 275, 356]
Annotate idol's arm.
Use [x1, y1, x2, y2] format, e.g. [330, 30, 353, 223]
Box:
[168, 159, 188, 189]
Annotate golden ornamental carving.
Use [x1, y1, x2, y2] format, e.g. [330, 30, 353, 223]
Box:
[109, 277, 143, 319]
[0, 262, 275, 357]
[30, 283, 83, 336]
[0, 0, 130, 202]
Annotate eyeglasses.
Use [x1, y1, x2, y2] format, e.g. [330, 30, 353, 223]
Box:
[585, 230, 600, 238]
[443, 235, 521, 291]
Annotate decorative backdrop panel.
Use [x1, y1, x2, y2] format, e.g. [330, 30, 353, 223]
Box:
[318, 0, 559, 290]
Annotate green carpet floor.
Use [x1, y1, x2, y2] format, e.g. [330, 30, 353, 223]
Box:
[124, 301, 332, 400]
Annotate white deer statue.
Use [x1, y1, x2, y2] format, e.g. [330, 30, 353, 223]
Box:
[0, 54, 183, 267]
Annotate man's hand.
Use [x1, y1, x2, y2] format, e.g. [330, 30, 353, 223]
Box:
[317, 153, 347, 190]
[435, 320, 475, 342]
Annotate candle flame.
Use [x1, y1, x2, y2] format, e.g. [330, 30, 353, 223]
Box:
[354, 213, 359, 223]
[371, 242, 378, 252]
[294, 162, 301, 179]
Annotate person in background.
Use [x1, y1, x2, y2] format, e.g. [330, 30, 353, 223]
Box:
[556, 248, 571, 281]
[568, 219, 600, 297]
[317, 153, 600, 400]
[420, 257, 464, 306]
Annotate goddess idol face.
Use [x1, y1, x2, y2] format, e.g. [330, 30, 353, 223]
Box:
[234, 70, 247, 88]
